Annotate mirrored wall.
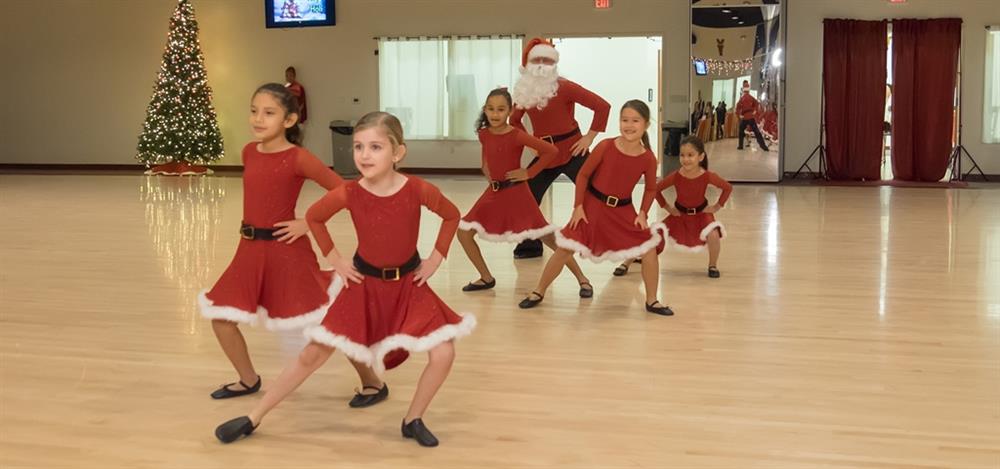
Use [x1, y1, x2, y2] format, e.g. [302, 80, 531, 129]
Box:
[690, 0, 784, 181]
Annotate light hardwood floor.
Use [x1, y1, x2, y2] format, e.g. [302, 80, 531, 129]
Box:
[1, 174, 997, 468]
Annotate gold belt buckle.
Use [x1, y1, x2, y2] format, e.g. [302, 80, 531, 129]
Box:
[381, 267, 401, 281]
[240, 226, 255, 240]
[490, 181, 501, 192]
[542, 135, 555, 144]
[605, 195, 619, 207]
[687, 208, 698, 215]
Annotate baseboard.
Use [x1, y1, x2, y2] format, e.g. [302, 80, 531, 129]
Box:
[399, 167, 482, 176]
[0, 164, 482, 177]
[963, 174, 997, 183]
[782, 171, 997, 185]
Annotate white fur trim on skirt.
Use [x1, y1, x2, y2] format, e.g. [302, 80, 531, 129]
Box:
[555, 225, 663, 263]
[264, 275, 344, 330]
[198, 273, 343, 331]
[665, 221, 725, 253]
[303, 314, 477, 376]
[459, 220, 557, 244]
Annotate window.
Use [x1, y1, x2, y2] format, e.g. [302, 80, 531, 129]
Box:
[712, 78, 734, 107]
[984, 27, 1000, 143]
[378, 36, 522, 140]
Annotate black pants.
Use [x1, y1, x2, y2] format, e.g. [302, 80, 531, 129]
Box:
[738, 119, 769, 151]
[512, 154, 588, 255]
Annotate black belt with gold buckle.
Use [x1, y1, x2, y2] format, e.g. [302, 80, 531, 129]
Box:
[490, 179, 523, 192]
[587, 185, 632, 208]
[540, 127, 582, 144]
[353, 252, 421, 281]
[240, 223, 280, 241]
[675, 200, 709, 215]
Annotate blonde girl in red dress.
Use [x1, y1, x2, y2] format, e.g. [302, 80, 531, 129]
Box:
[215, 112, 475, 448]
[517, 100, 673, 316]
[199, 84, 384, 405]
[457, 88, 592, 295]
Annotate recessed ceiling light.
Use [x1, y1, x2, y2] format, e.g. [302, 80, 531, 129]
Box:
[732, 16, 739, 19]
[739, 21, 745, 24]
[722, 8, 732, 13]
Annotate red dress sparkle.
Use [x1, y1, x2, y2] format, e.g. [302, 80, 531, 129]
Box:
[459, 127, 559, 243]
[655, 170, 732, 253]
[304, 177, 476, 375]
[200, 143, 345, 330]
[555, 138, 663, 262]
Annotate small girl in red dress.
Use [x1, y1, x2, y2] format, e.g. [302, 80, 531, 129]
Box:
[457, 88, 592, 294]
[654, 136, 732, 278]
[215, 111, 475, 448]
[518, 100, 673, 316]
[199, 84, 384, 404]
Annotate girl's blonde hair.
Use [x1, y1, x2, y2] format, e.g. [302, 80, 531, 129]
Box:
[354, 111, 405, 150]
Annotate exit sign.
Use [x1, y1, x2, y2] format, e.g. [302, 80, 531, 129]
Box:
[595, 0, 611, 9]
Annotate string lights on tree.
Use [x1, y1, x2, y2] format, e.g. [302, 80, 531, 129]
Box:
[136, 0, 223, 176]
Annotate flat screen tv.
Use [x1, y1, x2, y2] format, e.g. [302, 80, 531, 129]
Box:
[265, 0, 335, 28]
[693, 59, 708, 76]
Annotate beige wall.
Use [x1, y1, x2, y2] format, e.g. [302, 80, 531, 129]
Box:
[4, 0, 997, 174]
[0, 0, 690, 168]
[784, 0, 1000, 174]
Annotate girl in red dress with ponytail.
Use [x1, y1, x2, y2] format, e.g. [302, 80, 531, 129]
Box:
[616, 136, 731, 278]
[457, 88, 592, 295]
[199, 84, 384, 406]
[518, 100, 673, 316]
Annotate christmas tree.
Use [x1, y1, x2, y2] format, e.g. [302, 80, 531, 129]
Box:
[137, 0, 223, 175]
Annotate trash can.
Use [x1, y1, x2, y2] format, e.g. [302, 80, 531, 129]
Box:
[329, 120, 358, 177]
[662, 121, 689, 175]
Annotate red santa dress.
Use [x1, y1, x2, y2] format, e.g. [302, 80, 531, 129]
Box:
[303, 177, 476, 375]
[199, 143, 344, 330]
[555, 138, 663, 262]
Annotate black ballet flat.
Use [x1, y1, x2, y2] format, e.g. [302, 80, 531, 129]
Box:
[708, 266, 721, 278]
[613, 263, 630, 276]
[215, 416, 257, 443]
[645, 301, 674, 316]
[578, 282, 594, 298]
[461, 278, 496, 292]
[210, 375, 261, 400]
[349, 383, 389, 408]
[518, 291, 544, 309]
[401, 418, 439, 447]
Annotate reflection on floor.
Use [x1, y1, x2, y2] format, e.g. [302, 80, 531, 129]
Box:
[701, 137, 779, 182]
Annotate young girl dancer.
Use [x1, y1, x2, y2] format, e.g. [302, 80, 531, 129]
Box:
[215, 111, 476, 447]
[457, 88, 592, 295]
[517, 100, 673, 316]
[199, 84, 386, 407]
[656, 136, 731, 277]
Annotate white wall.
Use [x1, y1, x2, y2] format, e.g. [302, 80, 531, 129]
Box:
[785, 0, 1000, 174]
[0, 0, 690, 169]
[555, 36, 662, 153]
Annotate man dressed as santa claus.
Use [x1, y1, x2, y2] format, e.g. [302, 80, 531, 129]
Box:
[510, 37, 612, 259]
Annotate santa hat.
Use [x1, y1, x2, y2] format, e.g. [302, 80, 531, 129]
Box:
[522, 37, 559, 67]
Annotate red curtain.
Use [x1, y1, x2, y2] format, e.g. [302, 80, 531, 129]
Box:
[891, 18, 962, 182]
[823, 19, 887, 180]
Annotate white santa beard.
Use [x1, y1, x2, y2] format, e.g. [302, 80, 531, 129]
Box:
[512, 66, 560, 110]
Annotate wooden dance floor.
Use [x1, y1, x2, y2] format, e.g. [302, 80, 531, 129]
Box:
[1, 174, 997, 468]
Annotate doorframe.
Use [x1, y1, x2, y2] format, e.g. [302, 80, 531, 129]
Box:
[541, 33, 666, 155]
